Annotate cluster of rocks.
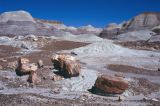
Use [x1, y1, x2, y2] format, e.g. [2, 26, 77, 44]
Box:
[14, 54, 128, 95]
[15, 54, 81, 84]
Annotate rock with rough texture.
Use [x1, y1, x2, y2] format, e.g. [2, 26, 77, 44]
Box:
[51, 54, 81, 77]
[94, 75, 128, 94]
[51, 74, 63, 81]
[28, 71, 40, 84]
[7, 61, 18, 70]
[16, 57, 38, 75]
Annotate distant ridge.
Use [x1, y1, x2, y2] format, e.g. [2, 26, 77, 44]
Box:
[99, 12, 160, 39]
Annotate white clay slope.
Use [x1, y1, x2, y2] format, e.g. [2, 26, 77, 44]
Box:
[71, 40, 160, 57]
[0, 10, 35, 23]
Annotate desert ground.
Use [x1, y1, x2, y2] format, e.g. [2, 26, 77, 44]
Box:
[0, 11, 160, 106]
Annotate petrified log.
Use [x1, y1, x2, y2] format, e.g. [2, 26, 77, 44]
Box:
[51, 54, 81, 77]
[16, 57, 38, 75]
[94, 75, 128, 94]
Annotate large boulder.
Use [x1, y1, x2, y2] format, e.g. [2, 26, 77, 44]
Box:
[51, 54, 81, 77]
[94, 75, 128, 94]
[16, 57, 38, 75]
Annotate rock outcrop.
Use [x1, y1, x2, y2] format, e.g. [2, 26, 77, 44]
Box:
[99, 12, 160, 39]
[0, 10, 57, 36]
[99, 23, 121, 39]
[51, 54, 81, 77]
[94, 75, 128, 94]
[123, 12, 160, 30]
[0, 10, 35, 23]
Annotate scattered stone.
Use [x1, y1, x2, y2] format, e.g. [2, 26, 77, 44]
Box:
[7, 61, 18, 70]
[54, 89, 60, 94]
[118, 96, 124, 102]
[24, 82, 30, 87]
[51, 74, 63, 81]
[16, 57, 38, 75]
[51, 54, 81, 77]
[27, 71, 40, 84]
[94, 75, 128, 94]
[71, 51, 78, 55]
[37, 60, 44, 68]
[26, 35, 38, 41]
[4, 76, 12, 80]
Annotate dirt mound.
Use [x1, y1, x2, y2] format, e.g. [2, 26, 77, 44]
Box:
[71, 41, 155, 57]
